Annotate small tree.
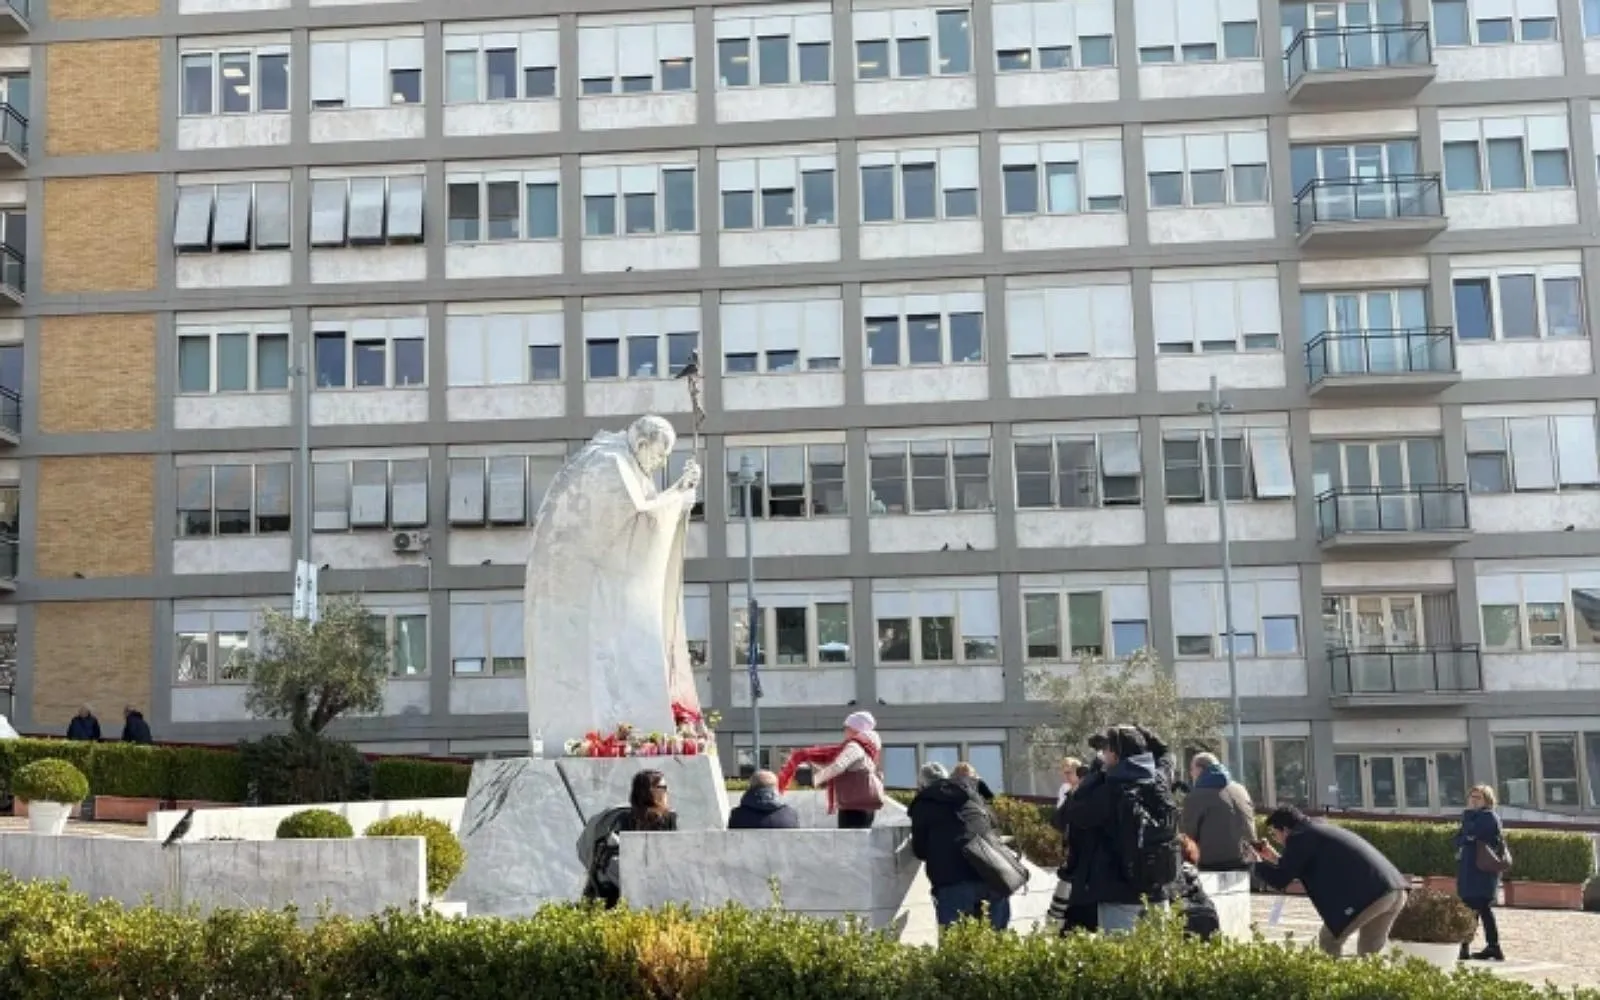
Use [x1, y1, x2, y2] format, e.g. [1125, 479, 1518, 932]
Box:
[241, 594, 388, 736]
[1027, 647, 1228, 774]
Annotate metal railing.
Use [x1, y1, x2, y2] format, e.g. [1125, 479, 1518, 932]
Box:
[1, 0, 27, 23]
[1305, 327, 1456, 384]
[1315, 483, 1469, 539]
[0, 535, 15, 580]
[0, 104, 26, 159]
[1294, 174, 1443, 233]
[1329, 644, 1483, 696]
[0, 243, 21, 297]
[1285, 23, 1433, 86]
[0, 387, 16, 437]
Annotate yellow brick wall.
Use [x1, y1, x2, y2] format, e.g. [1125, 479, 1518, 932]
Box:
[38, 314, 156, 433]
[46, 41, 161, 155]
[43, 176, 159, 294]
[32, 601, 153, 732]
[35, 455, 155, 578]
[48, 0, 160, 19]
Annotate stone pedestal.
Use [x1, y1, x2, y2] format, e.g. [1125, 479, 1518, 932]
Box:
[450, 754, 729, 917]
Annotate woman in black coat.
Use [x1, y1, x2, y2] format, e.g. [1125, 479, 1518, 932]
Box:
[1455, 784, 1506, 961]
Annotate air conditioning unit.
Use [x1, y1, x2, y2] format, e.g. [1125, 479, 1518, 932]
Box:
[392, 530, 429, 553]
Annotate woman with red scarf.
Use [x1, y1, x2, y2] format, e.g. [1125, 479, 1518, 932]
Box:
[777, 711, 884, 829]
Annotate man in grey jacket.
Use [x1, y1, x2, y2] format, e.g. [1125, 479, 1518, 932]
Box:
[1180, 752, 1255, 871]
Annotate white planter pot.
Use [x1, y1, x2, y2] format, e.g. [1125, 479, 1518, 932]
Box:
[1392, 940, 1461, 969]
[27, 801, 72, 836]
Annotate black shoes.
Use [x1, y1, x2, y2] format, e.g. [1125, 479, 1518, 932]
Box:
[1471, 945, 1506, 962]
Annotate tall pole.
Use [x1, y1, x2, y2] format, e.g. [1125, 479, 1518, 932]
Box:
[296, 338, 313, 571]
[1203, 376, 1245, 772]
[739, 456, 761, 769]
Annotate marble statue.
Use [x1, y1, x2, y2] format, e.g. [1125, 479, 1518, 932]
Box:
[524, 414, 704, 752]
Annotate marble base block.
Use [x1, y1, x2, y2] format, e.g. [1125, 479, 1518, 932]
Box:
[451, 754, 729, 917]
[1201, 869, 1252, 939]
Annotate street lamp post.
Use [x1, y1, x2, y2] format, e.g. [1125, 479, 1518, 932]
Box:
[1199, 376, 1245, 772]
[736, 456, 763, 769]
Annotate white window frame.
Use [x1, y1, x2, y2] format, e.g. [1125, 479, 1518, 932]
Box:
[1162, 427, 1296, 503]
[998, 137, 1126, 216]
[852, 6, 975, 80]
[308, 174, 426, 248]
[717, 154, 839, 231]
[1151, 272, 1282, 353]
[309, 35, 425, 109]
[1431, 0, 1560, 47]
[175, 323, 292, 395]
[311, 456, 429, 532]
[180, 45, 291, 116]
[582, 306, 701, 381]
[446, 310, 564, 387]
[445, 168, 561, 244]
[868, 436, 995, 514]
[1490, 730, 1600, 811]
[732, 598, 854, 668]
[1012, 430, 1143, 509]
[720, 295, 845, 374]
[1230, 736, 1314, 809]
[311, 317, 427, 390]
[450, 594, 527, 676]
[580, 162, 699, 237]
[173, 180, 293, 254]
[858, 145, 981, 223]
[1450, 263, 1586, 342]
[1134, 0, 1261, 64]
[447, 452, 567, 528]
[1171, 573, 1304, 659]
[1005, 279, 1136, 360]
[992, 0, 1117, 72]
[723, 441, 849, 520]
[862, 291, 986, 367]
[368, 609, 430, 677]
[577, 20, 696, 95]
[1144, 129, 1271, 208]
[174, 607, 272, 686]
[175, 460, 293, 539]
[443, 27, 559, 104]
[1441, 113, 1573, 193]
[1465, 414, 1600, 494]
[872, 583, 1001, 665]
[714, 8, 835, 88]
[1021, 584, 1151, 662]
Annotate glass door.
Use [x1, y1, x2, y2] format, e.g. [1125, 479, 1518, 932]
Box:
[1340, 594, 1423, 691]
[1336, 750, 1470, 812]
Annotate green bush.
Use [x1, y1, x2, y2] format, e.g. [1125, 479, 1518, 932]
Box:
[275, 808, 354, 839]
[1502, 828, 1597, 885]
[84, 742, 168, 799]
[12, 759, 90, 804]
[0, 874, 1596, 1000]
[371, 758, 472, 800]
[240, 733, 372, 805]
[991, 796, 1064, 869]
[166, 744, 249, 803]
[0, 738, 95, 799]
[1390, 889, 1477, 944]
[1583, 875, 1600, 913]
[365, 812, 465, 897]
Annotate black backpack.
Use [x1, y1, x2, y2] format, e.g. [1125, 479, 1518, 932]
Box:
[1113, 778, 1181, 898]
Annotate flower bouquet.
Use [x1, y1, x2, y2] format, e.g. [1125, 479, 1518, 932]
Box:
[561, 703, 723, 758]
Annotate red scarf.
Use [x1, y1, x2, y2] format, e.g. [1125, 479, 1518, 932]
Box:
[777, 736, 881, 813]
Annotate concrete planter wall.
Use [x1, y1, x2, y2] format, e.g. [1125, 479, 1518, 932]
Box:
[94, 796, 165, 824]
[149, 797, 464, 842]
[1503, 880, 1584, 910]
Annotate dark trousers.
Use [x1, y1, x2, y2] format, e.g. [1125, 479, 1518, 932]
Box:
[933, 881, 1012, 931]
[1463, 896, 1499, 947]
[1062, 903, 1099, 934]
[838, 809, 875, 829]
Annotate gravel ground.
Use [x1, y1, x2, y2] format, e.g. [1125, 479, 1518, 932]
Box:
[1252, 895, 1600, 991]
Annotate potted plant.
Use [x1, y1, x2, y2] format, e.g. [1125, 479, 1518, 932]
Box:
[1500, 829, 1595, 910]
[14, 759, 90, 836]
[1388, 889, 1475, 969]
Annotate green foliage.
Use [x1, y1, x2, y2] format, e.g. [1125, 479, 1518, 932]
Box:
[165, 745, 249, 803]
[1026, 647, 1227, 773]
[240, 733, 373, 806]
[239, 594, 389, 735]
[84, 742, 168, 799]
[1583, 875, 1599, 913]
[364, 812, 465, 897]
[1391, 889, 1477, 944]
[1, 875, 1596, 1000]
[0, 738, 94, 800]
[371, 758, 471, 800]
[1502, 828, 1598, 885]
[12, 759, 89, 804]
[990, 796, 1064, 869]
[1331, 820, 1595, 885]
[275, 808, 354, 839]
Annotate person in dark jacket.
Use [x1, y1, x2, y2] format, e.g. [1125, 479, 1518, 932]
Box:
[1175, 835, 1220, 940]
[1058, 725, 1177, 933]
[1455, 784, 1506, 962]
[120, 706, 153, 744]
[909, 762, 1011, 932]
[66, 705, 101, 741]
[1255, 806, 1407, 956]
[583, 768, 679, 910]
[728, 770, 800, 830]
[1180, 752, 1256, 870]
[1050, 759, 1099, 934]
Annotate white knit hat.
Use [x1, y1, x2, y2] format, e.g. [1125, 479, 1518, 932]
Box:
[844, 711, 877, 734]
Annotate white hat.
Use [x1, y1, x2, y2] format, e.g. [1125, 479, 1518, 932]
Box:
[844, 711, 876, 734]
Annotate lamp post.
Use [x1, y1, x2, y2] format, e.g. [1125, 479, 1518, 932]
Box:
[291, 339, 317, 623]
[737, 455, 763, 768]
[1199, 376, 1245, 773]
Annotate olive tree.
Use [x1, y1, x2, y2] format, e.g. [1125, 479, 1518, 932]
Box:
[241, 594, 388, 736]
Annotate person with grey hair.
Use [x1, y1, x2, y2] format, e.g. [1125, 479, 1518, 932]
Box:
[909, 759, 1012, 931]
[1181, 751, 1255, 871]
[728, 769, 800, 830]
[66, 705, 101, 741]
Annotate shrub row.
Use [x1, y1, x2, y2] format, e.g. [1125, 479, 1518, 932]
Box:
[0, 739, 245, 804]
[0, 875, 1594, 1000]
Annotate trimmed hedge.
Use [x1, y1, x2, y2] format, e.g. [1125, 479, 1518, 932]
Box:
[0, 738, 246, 805]
[12, 760, 90, 804]
[371, 757, 472, 800]
[275, 809, 354, 839]
[0, 875, 1595, 1000]
[365, 812, 465, 897]
[1295, 819, 1596, 886]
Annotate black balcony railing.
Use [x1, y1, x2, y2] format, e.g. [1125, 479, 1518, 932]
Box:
[1, 0, 26, 22]
[0, 387, 16, 437]
[1329, 644, 1483, 696]
[0, 534, 15, 580]
[1316, 483, 1469, 539]
[0, 104, 25, 159]
[1285, 23, 1433, 86]
[1294, 174, 1444, 233]
[1305, 327, 1456, 384]
[0, 243, 21, 297]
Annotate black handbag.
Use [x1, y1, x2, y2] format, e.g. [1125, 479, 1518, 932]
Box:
[961, 833, 1031, 896]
